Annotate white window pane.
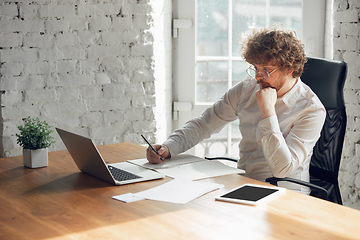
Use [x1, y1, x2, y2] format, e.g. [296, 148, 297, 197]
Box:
[196, 61, 228, 103]
[196, 0, 229, 57]
[232, 61, 248, 86]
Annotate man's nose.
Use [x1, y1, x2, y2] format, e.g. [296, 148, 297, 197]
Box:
[255, 71, 263, 80]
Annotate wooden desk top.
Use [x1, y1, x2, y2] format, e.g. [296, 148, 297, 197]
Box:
[1, 142, 360, 240]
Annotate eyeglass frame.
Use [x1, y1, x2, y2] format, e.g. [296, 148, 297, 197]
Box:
[246, 65, 278, 80]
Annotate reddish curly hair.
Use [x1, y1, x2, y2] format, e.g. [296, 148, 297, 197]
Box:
[241, 27, 307, 78]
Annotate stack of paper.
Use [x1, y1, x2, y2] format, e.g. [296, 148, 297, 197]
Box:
[127, 154, 244, 180]
[127, 154, 205, 170]
[112, 179, 224, 204]
[113, 154, 244, 204]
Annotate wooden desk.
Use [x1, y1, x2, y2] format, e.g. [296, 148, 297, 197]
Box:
[1, 142, 359, 240]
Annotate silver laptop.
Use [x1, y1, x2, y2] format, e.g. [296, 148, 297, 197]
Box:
[56, 128, 164, 185]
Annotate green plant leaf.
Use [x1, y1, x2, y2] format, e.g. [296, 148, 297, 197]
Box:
[16, 116, 56, 150]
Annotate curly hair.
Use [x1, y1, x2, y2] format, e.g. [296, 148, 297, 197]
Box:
[241, 27, 306, 78]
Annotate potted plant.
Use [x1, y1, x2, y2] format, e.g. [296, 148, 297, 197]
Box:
[16, 116, 56, 168]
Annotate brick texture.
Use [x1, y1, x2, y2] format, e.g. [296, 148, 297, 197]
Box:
[330, 0, 360, 210]
[0, 0, 171, 157]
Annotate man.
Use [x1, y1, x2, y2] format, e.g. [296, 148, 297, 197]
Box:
[146, 27, 326, 194]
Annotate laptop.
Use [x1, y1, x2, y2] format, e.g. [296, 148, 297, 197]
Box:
[56, 128, 164, 185]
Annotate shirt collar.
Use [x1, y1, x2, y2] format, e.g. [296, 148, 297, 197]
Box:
[278, 78, 303, 107]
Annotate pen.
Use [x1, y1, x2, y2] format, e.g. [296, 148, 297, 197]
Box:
[141, 134, 164, 161]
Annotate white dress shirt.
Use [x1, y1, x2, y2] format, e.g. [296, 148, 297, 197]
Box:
[163, 77, 326, 193]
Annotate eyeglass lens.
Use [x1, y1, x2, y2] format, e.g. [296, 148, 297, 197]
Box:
[247, 68, 269, 79]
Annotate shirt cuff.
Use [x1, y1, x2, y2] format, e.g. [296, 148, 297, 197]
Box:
[162, 139, 179, 158]
[258, 115, 281, 136]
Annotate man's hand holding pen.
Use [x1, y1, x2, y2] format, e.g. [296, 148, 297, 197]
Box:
[141, 134, 171, 164]
[146, 144, 170, 164]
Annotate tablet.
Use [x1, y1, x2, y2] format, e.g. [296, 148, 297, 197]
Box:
[215, 183, 285, 205]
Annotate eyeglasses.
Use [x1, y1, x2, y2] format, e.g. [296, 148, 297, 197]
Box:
[246, 66, 277, 80]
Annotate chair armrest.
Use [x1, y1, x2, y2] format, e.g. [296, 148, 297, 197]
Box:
[205, 156, 238, 162]
[265, 177, 328, 200]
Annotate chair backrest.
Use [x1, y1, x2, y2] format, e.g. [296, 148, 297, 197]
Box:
[300, 57, 347, 204]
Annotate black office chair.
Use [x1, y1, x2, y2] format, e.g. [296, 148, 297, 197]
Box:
[206, 57, 347, 204]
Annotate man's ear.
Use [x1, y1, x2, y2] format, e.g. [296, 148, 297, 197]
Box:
[287, 69, 294, 76]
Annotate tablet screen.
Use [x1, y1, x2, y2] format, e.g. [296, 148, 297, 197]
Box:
[216, 184, 285, 205]
[220, 185, 279, 202]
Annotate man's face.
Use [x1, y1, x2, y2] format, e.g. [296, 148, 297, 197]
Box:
[252, 64, 287, 92]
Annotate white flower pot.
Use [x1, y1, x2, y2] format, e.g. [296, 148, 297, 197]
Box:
[23, 148, 48, 168]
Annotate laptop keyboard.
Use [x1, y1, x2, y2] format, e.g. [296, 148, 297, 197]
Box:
[108, 166, 142, 181]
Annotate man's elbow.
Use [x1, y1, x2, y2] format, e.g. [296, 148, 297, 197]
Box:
[271, 165, 293, 178]
[272, 172, 289, 178]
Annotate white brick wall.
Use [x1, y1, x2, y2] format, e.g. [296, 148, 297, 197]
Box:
[332, 0, 360, 210]
[0, 0, 172, 157]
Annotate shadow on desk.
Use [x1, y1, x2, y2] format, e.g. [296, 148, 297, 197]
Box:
[0, 164, 112, 194]
[24, 172, 113, 195]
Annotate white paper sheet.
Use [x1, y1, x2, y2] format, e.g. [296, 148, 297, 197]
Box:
[127, 154, 205, 170]
[133, 179, 224, 204]
[157, 160, 245, 180]
[112, 193, 145, 203]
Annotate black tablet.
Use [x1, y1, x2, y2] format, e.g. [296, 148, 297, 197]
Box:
[215, 183, 285, 205]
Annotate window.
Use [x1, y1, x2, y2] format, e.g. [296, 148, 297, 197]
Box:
[173, 0, 325, 158]
[196, 0, 302, 103]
